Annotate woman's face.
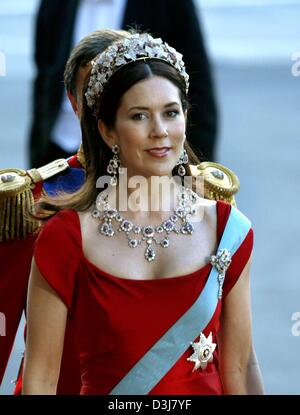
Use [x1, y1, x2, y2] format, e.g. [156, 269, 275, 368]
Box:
[100, 75, 186, 178]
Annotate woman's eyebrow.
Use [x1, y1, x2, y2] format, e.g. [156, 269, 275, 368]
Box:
[128, 102, 180, 112]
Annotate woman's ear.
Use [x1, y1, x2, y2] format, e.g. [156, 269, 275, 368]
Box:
[97, 119, 116, 149]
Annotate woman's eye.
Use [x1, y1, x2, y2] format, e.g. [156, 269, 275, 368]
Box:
[131, 113, 146, 121]
[166, 110, 179, 118]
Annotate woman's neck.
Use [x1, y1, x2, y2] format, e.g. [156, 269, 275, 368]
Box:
[103, 174, 184, 225]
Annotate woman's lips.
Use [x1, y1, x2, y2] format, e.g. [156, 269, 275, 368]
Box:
[145, 147, 170, 158]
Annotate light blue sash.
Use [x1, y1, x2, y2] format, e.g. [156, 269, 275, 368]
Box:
[109, 206, 251, 395]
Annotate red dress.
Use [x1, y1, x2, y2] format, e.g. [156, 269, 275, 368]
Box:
[0, 236, 35, 383]
[0, 155, 83, 394]
[0, 234, 81, 394]
[33, 200, 253, 395]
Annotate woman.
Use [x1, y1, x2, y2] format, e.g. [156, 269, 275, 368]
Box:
[22, 32, 264, 395]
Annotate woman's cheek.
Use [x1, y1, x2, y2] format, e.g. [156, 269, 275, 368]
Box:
[172, 118, 185, 132]
[171, 126, 185, 142]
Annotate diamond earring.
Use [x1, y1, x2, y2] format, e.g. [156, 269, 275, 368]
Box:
[176, 148, 189, 176]
[107, 144, 120, 186]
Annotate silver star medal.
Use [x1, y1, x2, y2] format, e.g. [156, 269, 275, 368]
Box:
[187, 332, 216, 371]
[210, 248, 232, 299]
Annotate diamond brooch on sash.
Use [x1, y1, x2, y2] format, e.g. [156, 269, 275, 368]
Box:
[187, 332, 216, 371]
[210, 248, 232, 299]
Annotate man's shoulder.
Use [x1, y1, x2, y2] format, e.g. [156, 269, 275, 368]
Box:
[191, 161, 240, 207]
[0, 154, 84, 243]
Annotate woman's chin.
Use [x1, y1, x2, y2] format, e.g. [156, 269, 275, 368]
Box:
[146, 163, 175, 178]
[124, 160, 176, 179]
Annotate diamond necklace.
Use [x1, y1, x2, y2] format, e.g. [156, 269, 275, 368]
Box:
[91, 186, 200, 262]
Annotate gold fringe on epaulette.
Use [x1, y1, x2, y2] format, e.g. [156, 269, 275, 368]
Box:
[0, 169, 39, 242]
[203, 189, 237, 207]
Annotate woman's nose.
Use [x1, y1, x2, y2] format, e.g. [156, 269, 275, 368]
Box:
[150, 118, 168, 138]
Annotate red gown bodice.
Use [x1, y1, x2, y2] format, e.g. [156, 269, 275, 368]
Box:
[34, 200, 253, 394]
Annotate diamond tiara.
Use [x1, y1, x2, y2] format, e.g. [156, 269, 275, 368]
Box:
[85, 33, 190, 114]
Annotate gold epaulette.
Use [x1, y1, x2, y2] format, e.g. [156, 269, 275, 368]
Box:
[27, 158, 69, 184]
[0, 169, 38, 242]
[0, 159, 69, 242]
[190, 161, 240, 207]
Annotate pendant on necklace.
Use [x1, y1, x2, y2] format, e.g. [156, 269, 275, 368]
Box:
[145, 245, 156, 262]
[92, 186, 199, 263]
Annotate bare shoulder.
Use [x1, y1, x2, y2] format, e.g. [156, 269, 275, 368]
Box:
[76, 209, 95, 236]
[76, 209, 90, 225]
